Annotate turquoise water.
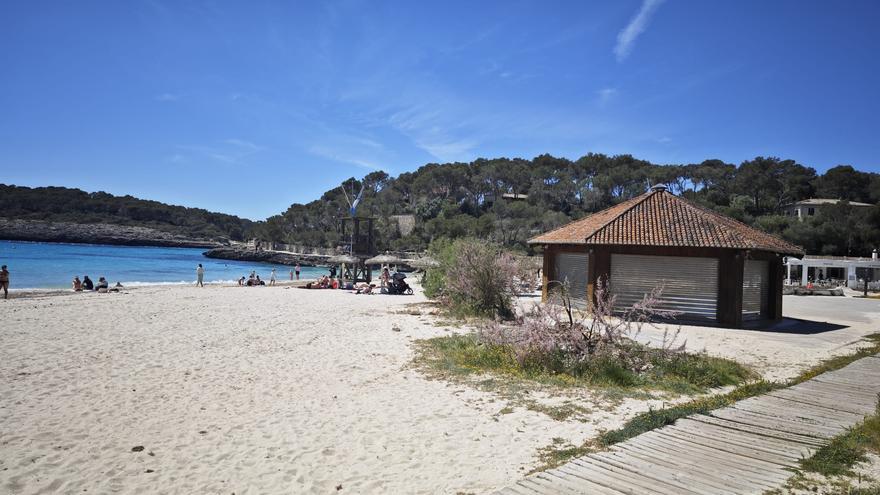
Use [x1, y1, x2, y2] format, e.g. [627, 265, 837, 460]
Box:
[0, 240, 327, 289]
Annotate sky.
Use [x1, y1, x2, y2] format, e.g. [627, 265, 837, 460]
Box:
[1, 1, 879, 220]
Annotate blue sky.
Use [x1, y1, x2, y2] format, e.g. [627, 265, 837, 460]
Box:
[1, 1, 878, 219]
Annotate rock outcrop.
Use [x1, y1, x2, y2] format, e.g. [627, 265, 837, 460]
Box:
[0, 218, 222, 248]
[202, 246, 331, 266]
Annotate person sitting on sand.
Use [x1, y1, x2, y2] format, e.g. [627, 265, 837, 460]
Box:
[82, 275, 94, 291]
[256, 275, 265, 286]
[354, 282, 376, 294]
[0, 265, 8, 299]
[96, 277, 109, 292]
[72, 276, 83, 291]
[238, 276, 245, 286]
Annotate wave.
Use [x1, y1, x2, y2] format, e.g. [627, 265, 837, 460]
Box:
[10, 279, 247, 290]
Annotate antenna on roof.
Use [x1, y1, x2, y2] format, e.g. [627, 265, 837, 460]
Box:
[650, 183, 668, 192]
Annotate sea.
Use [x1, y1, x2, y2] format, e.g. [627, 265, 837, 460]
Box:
[0, 240, 327, 290]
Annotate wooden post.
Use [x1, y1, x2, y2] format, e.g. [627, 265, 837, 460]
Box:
[541, 245, 551, 302]
[717, 250, 744, 328]
[768, 256, 784, 320]
[590, 248, 611, 311]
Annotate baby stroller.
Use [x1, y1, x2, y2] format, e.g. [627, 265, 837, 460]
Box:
[387, 272, 414, 295]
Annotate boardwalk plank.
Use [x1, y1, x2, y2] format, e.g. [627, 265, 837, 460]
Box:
[658, 425, 800, 465]
[669, 419, 805, 460]
[767, 390, 872, 416]
[588, 451, 706, 494]
[640, 432, 788, 481]
[573, 456, 687, 495]
[633, 433, 784, 487]
[599, 447, 738, 494]
[557, 463, 644, 494]
[689, 414, 824, 447]
[496, 354, 880, 495]
[713, 407, 838, 438]
[617, 445, 764, 494]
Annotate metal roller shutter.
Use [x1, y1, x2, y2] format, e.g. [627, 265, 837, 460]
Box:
[743, 260, 769, 320]
[552, 252, 589, 309]
[610, 254, 719, 322]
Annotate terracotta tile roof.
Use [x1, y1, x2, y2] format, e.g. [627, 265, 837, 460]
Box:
[528, 187, 805, 256]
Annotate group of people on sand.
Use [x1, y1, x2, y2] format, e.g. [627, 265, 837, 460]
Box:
[239, 270, 271, 287]
[235, 264, 301, 287]
[72, 275, 122, 293]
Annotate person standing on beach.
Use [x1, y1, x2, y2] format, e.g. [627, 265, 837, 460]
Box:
[270, 268, 277, 286]
[0, 265, 9, 299]
[295, 263, 301, 280]
[196, 263, 205, 287]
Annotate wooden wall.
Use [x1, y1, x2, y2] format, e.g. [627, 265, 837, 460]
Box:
[538, 243, 786, 328]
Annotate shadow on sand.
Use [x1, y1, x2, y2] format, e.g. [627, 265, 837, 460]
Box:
[740, 317, 849, 335]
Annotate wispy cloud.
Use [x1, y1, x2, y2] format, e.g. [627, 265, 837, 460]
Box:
[597, 87, 619, 107]
[154, 93, 181, 102]
[175, 139, 265, 164]
[614, 0, 665, 62]
[308, 145, 382, 171]
[224, 139, 264, 151]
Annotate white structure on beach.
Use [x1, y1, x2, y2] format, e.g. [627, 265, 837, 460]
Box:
[785, 251, 880, 288]
[782, 198, 874, 220]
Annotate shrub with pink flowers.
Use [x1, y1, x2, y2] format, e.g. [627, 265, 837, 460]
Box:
[423, 238, 528, 319]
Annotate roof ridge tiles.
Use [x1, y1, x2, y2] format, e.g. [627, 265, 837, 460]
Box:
[528, 188, 804, 256]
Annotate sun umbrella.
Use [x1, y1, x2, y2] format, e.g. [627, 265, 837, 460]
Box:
[365, 254, 401, 265]
[328, 254, 359, 264]
[405, 257, 439, 269]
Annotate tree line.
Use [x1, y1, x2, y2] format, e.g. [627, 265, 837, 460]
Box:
[257, 154, 880, 257]
[0, 184, 256, 242]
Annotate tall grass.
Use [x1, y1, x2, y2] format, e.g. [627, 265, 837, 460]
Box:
[414, 333, 754, 394]
[598, 333, 880, 447]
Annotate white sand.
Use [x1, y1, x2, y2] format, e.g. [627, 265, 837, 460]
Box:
[1, 287, 876, 494]
[632, 295, 880, 382]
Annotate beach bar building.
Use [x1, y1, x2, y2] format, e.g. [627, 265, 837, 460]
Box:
[528, 185, 805, 328]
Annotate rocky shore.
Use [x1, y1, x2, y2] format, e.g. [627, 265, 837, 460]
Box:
[202, 246, 331, 266]
[0, 218, 222, 248]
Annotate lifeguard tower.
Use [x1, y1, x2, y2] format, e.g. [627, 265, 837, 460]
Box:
[339, 216, 376, 282]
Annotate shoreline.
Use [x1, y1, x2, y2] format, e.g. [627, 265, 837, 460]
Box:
[4, 279, 320, 298]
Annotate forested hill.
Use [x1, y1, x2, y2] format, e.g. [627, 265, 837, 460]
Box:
[0, 184, 255, 242]
[257, 154, 880, 257]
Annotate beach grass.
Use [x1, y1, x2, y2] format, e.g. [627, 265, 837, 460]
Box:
[800, 407, 880, 477]
[413, 333, 754, 395]
[597, 332, 880, 448]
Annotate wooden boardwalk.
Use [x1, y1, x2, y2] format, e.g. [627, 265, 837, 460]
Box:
[499, 355, 880, 495]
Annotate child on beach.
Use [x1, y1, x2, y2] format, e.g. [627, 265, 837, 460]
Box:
[0, 265, 9, 299]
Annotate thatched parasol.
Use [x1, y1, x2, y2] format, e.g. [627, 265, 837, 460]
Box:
[328, 254, 359, 264]
[405, 257, 439, 269]
[365, 254, 401, 265]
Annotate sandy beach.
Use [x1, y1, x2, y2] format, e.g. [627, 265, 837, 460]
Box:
[2, 285, 878, 494]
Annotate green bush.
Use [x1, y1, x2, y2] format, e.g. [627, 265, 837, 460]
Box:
[422, 238, 524, 319]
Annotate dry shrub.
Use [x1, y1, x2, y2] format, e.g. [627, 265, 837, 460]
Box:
[479, 279, 686, 376]
[426, 238, 529, 319]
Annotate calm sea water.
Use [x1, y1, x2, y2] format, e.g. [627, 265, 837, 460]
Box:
[0, 240, 327, 289]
